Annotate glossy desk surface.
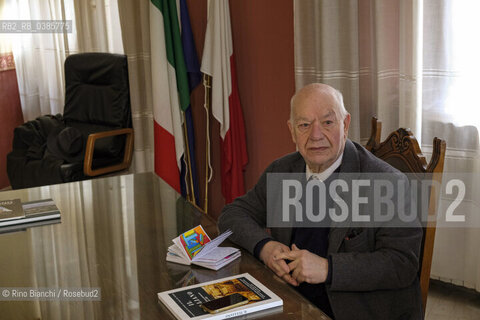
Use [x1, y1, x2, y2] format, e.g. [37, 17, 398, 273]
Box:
[0, 172, 329, 319]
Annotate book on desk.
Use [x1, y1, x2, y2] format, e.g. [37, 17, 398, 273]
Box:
[158, 273, 283, 320]
[166, 225, 240, 270]
[0, 198, 61, 232]
[0, 199, 24, 222]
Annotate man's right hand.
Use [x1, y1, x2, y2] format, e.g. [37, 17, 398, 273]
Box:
[259, 241, 299, 286]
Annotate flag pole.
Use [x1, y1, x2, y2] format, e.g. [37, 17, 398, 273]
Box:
[203, 74, 212, 214]
[181, 111, 196, 205]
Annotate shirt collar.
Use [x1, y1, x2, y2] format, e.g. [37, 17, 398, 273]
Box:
[306, 153, 343, 181]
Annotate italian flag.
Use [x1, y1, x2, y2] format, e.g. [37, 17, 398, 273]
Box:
[150, 0, 190, 192]
[201, 0, 248, 203]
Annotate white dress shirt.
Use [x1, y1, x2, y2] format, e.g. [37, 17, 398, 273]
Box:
[306, 154, 343, 181]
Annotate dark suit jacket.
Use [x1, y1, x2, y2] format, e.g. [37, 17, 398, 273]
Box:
[218, 140, 423, 320]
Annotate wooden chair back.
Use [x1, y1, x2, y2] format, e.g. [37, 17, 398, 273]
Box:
[365, 117, 446, 312]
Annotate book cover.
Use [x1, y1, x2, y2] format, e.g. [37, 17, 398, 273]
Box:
[0, 199, 24, 222]
[158, 273, 283, 320]
[180, 225, 212, 259]
[0, 199, 60, 228]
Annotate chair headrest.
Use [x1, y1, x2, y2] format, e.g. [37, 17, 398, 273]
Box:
[63, 53, 131, 128]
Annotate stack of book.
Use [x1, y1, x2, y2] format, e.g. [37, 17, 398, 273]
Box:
[0, 198, 61, 232]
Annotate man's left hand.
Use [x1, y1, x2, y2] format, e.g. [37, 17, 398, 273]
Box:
[275, 244, 329, 284]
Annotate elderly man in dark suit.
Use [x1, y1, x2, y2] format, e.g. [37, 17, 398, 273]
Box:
[218, 83, 423, 319]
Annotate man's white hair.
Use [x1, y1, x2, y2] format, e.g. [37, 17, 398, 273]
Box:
[290, 83, 349, 122]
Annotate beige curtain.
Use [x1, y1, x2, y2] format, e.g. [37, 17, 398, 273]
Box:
[73, 0, 124, 53]
[421, 0, 480, 292]
[294, 0, 422, 143]
[8, 0, 76, 121]
[117, 0, 154, 173]
[295, 0, 480, 292]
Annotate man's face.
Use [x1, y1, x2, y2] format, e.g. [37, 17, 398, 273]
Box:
[288, 89, 350, 173]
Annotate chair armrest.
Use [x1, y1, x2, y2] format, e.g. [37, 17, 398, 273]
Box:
[83, 128, 134, 176]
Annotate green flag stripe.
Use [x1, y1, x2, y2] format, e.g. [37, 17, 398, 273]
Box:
[151, 0, 190, 111]
[167, 0, 190, 111]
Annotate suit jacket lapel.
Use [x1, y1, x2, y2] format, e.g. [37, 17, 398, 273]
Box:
[339, 140, 360, 173]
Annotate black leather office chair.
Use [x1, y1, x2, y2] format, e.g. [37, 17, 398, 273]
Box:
[7, 53, 133, 189]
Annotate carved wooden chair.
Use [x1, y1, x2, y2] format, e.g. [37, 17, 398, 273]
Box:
[365, 117, 446, 313]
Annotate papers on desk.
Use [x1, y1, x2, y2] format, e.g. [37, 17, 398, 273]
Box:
[158, 273, 283, 320]
[0, 199, 61, 232]
[166, 225, 241, 270]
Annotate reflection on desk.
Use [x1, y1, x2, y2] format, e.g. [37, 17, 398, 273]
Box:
[0, 172, 330, 319]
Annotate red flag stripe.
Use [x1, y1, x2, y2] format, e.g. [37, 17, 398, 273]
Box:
[154, 121, 181, 193]
[221, 54, 248, 203]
